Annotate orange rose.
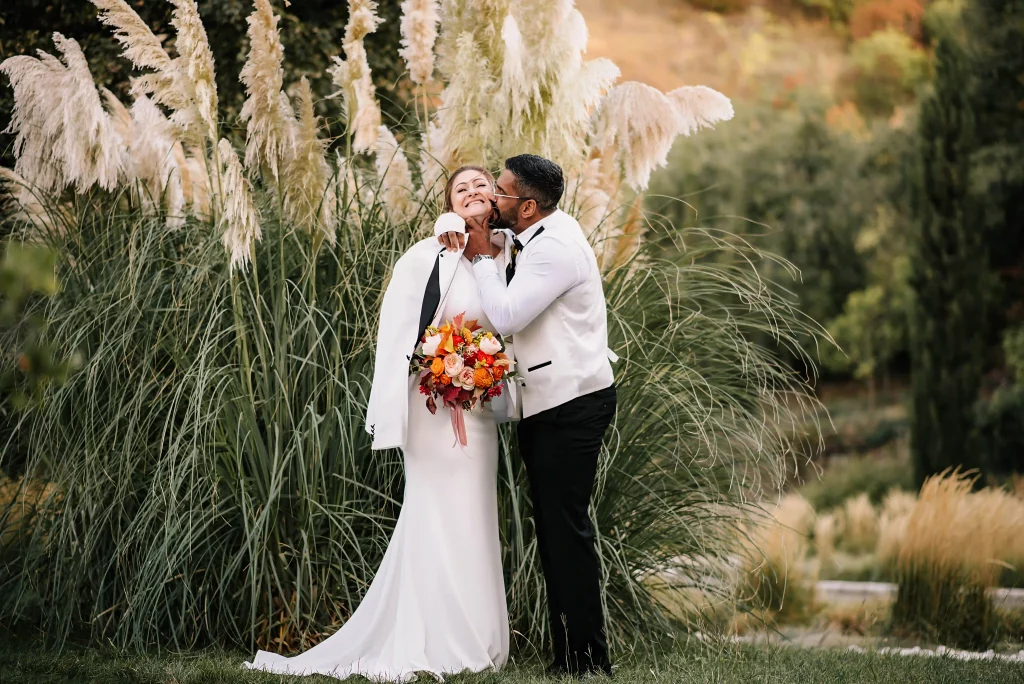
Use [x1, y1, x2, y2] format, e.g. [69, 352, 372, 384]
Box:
[492, 367, 505, 380]
[440, 374, 452, 385]
[430, 358, 445, 375]
[473, 367, 494, 388]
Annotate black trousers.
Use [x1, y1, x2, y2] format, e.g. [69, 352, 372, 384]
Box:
[517, 385, 617, 675]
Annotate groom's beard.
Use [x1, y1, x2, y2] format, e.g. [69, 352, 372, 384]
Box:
[491, 203, 519, 231]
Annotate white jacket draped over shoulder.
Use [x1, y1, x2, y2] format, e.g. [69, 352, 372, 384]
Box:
[365, 214, 513, 450]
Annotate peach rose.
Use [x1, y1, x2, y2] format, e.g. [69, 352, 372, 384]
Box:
[443, 353, 464, 377]
[457, 367, 476, 389]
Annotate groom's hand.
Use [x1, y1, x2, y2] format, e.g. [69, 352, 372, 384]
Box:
[438, 231, 465, 252]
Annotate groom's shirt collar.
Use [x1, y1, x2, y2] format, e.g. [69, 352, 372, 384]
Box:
[514, 212, 555, 245]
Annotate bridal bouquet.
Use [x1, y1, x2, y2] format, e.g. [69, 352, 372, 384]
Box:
[410, 312, 515, 446]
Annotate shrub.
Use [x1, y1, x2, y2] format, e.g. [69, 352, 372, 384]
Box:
[844, 29, 930, 117]
[890, 470, 1024, 648]
[793, 0, 860, 23]
[974, 384, 1024, 477]
[1003, 325, 1024, 385]
[922, 0, 967, 41]
[849, 0, 926, 42]
[799, 453, 914, 511]
[824, 600, 889, 635]
[687, 0, 753, 13]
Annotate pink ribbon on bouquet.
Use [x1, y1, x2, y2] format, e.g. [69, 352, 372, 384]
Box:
[450, 406, 468, 447]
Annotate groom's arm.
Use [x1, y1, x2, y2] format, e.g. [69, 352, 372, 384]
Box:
[471, 238, 584, 337]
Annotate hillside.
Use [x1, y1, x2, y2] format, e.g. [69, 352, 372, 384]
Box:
[578, 0, 849, 100]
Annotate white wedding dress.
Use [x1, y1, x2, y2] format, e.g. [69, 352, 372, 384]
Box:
[244, 258, 509, 682]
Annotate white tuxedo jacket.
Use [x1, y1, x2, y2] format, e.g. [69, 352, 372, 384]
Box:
[364, 215, 515, 450]
[438, 210, 617, 418]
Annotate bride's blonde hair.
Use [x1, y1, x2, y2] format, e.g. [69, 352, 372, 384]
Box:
[442, 166, 496, 214]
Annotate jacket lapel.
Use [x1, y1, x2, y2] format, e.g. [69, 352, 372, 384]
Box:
[416, 245, 464, 349]
[431, 246, 462, 327]
[416, 249, 443, 350]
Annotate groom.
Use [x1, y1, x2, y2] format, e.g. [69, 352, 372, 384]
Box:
[443, 154, 617, 677]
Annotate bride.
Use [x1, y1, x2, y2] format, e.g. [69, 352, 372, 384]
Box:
[243, 167, 511, 681]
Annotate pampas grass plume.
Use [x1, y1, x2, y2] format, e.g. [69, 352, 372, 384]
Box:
[283, 78, 334, 247]
[374, 126, 418, 226]
[0, 33, 122, 193]
[593, 82, 680, 192]
[218, 139, 262, 272]
[170, 0, 219, 142]
[240, 0, 295, 181]
[90, 0, 184, 112]
[126, 95, 186, 228]
[399, 0, 440, 85]
[668, 85, 734, 136]
[330, 0, 383, 153]
[430, 32, 496, 169]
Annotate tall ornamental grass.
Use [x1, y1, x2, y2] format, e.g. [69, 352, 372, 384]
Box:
[733, 494, 817, 627]
[1, 0, 824, 653]
[883, 470, 1024, 648]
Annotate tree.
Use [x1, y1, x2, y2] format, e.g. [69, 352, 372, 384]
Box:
[908, 35, 989, 486]
[966, 0, 1024, 379]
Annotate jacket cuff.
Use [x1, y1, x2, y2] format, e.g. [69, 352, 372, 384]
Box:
[433, 212, 466, 237]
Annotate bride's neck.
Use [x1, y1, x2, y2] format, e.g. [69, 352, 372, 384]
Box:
[465, 215, 488, 230]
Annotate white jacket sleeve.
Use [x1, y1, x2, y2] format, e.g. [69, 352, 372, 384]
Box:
[433, 212, 466, 236]
[365, 251, 423, 450]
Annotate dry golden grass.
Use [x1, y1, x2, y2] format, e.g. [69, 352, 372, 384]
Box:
[823, 599, 890, 635]
[838, 493, 879, 555]
[880, 487, 916, 520]
[891, 470, 1024, 647]
[1011, 473, 1024, 500]
[814, 512, 838, 571]
[0, 474, 60, 544]
[736, 494, 817, 623]
[899, 471, 1024, 586]
[876, 487, 915, 565]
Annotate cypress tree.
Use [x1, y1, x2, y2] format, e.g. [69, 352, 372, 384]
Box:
[965, 0, 1024, 475]
[908, 36, 988, 486]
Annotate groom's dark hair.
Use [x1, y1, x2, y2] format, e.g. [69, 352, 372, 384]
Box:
[504, 154, 563, 212]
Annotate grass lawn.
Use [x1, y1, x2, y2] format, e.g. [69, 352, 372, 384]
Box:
[1, 639, 1022, 684]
